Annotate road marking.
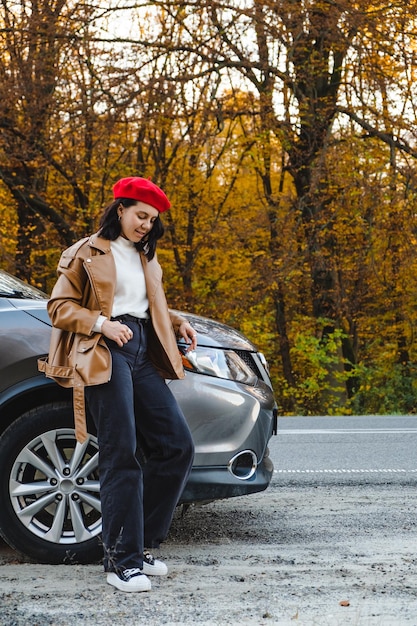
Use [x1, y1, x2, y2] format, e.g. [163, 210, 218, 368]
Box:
[278, 429, 417, 435]
[275, 468, 417, 474]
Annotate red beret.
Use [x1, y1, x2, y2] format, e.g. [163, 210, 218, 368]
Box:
[113, 177, 171, 212]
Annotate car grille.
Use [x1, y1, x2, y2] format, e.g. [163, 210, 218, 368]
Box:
[234, 350, 263, 379]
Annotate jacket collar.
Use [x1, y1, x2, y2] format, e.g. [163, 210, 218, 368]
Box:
[86, 232, 162, 299]
[88, 232, 112, 253]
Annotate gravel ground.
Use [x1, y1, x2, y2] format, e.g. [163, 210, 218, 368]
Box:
[1, 475, 417, 625]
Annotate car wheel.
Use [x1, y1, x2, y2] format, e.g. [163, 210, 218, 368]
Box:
[0, 402, 102, 564]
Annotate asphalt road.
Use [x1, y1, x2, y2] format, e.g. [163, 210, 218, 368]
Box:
[273, 414, 417, 485]
[1, 414, 417, 625]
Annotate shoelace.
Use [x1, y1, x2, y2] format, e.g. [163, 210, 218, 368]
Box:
[123, 567, 142, 579]
[143, 551, 155, 564]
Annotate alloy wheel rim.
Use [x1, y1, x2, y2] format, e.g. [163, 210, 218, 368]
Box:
[9, 429, 102, 545]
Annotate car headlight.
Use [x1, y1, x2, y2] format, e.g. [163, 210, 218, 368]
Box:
[181, 347, 258, 385]
[257, 351, 270, 375]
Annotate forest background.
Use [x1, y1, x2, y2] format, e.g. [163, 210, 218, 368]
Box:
[0, 0, 416, 416]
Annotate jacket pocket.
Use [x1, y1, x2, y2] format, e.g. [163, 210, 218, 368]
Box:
[75, 335, 111, 385]
[77, 335, 100, 353]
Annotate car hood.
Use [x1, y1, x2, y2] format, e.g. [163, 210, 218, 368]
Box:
[175, 311, 258, 351]
[9, 300, 258, 352]
[5, 298, 51, 327]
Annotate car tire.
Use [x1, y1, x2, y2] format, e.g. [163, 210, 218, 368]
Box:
[0, 402, 102, 564]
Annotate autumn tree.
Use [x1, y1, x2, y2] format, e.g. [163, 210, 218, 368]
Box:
[135, 0, 417, 408]
[0, 0, 162, 284]
[1, 0, 417, 413]
[0, 0, 79, 281]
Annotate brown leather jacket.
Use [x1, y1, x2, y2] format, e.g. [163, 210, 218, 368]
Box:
[38, 233, 186, 442]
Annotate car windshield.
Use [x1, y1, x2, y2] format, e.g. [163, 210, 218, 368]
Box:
[0, 269, 48, 300]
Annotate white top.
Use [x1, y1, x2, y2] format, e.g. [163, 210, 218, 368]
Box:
[93, 236, 149, 332]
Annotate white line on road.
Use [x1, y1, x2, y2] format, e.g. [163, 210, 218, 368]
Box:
[278, 429, 417, 435]
[274, 468, 417, 474]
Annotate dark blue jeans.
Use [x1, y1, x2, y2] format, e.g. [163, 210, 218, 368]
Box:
[85, 317, 194, 572]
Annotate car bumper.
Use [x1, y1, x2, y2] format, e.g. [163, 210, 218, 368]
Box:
[179, 453, 274, 504]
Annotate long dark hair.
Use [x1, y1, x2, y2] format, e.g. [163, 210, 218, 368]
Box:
[98, 198, 164, 260]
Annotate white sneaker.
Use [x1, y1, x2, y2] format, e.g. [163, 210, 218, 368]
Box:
[141, 550, 168, 576]
[107, 568, 151, 592]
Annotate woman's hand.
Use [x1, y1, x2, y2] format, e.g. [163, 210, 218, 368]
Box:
[178, 321, 197, 352]
[101, 319, 133, 347]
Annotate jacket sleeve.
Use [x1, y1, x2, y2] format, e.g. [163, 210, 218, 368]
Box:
[47, 245, 102, 336]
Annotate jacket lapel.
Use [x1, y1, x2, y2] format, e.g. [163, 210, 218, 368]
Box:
[141, 253, 162, 309]
[83, 235, 116, 318]
[82, 234, 163, 317]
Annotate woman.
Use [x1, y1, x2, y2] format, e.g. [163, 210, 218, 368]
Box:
[41, 177, 196, 593]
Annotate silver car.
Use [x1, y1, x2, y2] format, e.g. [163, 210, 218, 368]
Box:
[0, 270, 276, 564]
